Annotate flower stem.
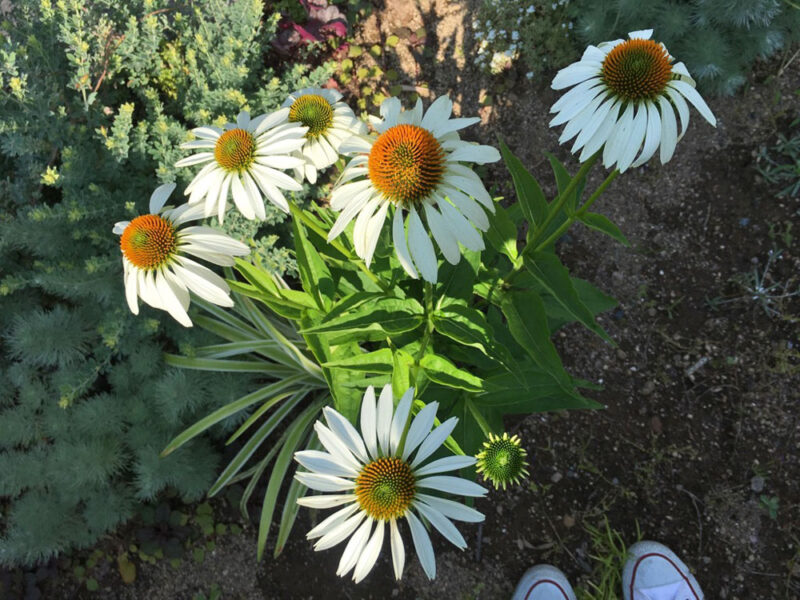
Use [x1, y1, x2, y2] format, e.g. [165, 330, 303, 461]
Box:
[465, 397, 493, 438]
[532, 167, 620, 253]
[291, 205, 390, 293]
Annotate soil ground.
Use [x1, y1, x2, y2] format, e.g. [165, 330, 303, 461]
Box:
[6, 0, 799, 598]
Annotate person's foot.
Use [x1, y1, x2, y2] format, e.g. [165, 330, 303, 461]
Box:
[622, 541, 704, 600]
[511, 565, 577, 600]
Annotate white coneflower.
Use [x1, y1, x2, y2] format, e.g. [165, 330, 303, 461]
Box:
[294, 385, 486, 583]
[113, 183, 250, 327]
[281, 87, 368, 184]
[328, 95, 500, 283]
[550, 29, 716, 172]
[175, 111, 308, 222]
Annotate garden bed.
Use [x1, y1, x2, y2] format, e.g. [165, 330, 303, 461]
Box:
[5, 0, 799, 598]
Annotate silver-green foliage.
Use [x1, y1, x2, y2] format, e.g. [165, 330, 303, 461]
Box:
[569, 0, 800, 95]
[0, 0, 331, 566]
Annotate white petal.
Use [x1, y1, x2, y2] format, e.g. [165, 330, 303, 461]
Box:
[352, 196, 382, 258]
[315, 422, 362, 471]
[360, 386, 379, 459]
[252, 164, 303, 192]
[250, 165, 290, 213]
[327, 189, 373, 241]
[632, 101, 663, 168]
[436, 196, 484, 251]
[171, 258, 233, 306]
[254, 108, 291, 135]
[336, 518, 373, 577]
[295, 449, 360, 478]
[389, 387, 415, 455]
[413, 455, 476, 477]
[242, 171, 266, 220]
[571, 96, 615, 154]
[191, 126, 222, 140]
[668, 80, 716, 126]
[603, 103, 634, 169]
[411, 417, 458, 467]
[551, 64, 602, 90]
[175, 152, 215, 168]
[416, 475, 487, 497]
[392, 207, 418, 279]
[617, 102, 648, 173]
[444, 165, 493, 209]
[431, 117, 480, 138]
[551, 76, 605, 114]
[421, 95, 453, 130]
[306, 503, 360, 539]
[440, 186, 489, 231]
[330, 179, 373, 211]
[315, 511, 365, 550]
[558, 91, 607, 144]
[579, 100, 621, 161]
[416, 494, 484, 522]
[377, 384, 394, 455]
[390, 519, 405, 580]
[628, 29, 653, 39]
[402, 401, 438, 461]
[363, 201, 389, 267]
[671, 61, 693, 80]
[236, 111, 250, 128]
[550, 81, 605, 126]
[665, 86, 691, 138]
[446, 142, 501, 164]
[247, 113, 267, 133]
[294, 472, 356, 493]
[113, 221, 129, 235]
[155, 271, 192, 327]
[339, 135, 374, 154]
[324, 407, 369, 464]
[407, 206, 438, 283]
[216, 173, 233, 223]
[424, 204, 460, 265]
[296, 494, 357, 510]
[231, 175, 256, 219]
[413, 502, 466, 549]
[124, 266, 139, 314]
[353, 520, 384, 583]
[659, 95, 678, 164]
[149, 183, 176, 214]
[256, 155, 306, 170]
[406, 510, 435, 580]
[139, 270, 163, 309]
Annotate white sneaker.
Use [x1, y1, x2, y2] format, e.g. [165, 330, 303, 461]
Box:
[511, 565, 577, 600]
[622, 541, 704, 600]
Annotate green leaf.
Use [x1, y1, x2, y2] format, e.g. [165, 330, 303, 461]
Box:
[432, 304, 515, 371]
[234, 257, 279, 295]
[274, 436, 320, 557]
[539, 277, 618, 331]
[419, 354, 483, 392]
[500, 140, 548, 228]
[291, 206, 335, 310]
[436, 248, 479, 304]
[546, 152, 584, 212]
[160, 374, 309, 456]
[392, 349, 414, 399]
[477, 365, 601, 412]
[163, 354, 294, 374]
[301, 297, 424, 335]
[500, 290, 571, 387]
[485, 204, 518, 260]
[208, 391, 305, 496]
[257, 400, 323, 560]
[323, 348, 394, 373]
[579, 212, 630, 246]
[523, 252, 614, 344]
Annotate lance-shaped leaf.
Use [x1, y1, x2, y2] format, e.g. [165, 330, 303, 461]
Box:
[432, 303, 515, 371]
[500, 290, 572, 389]
[323, 348, 394, 373]
[500, 140, 548, 229]
[579, 212, 630, 247]
[301, 297, 424, 335]
[419, 354, 483, 392]
[523, 252, 614, 345]
[291, 205, 335, 310]
[485, 204, 518, 261]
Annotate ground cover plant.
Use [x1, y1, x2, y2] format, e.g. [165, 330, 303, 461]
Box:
[0, 0, 333, 566]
